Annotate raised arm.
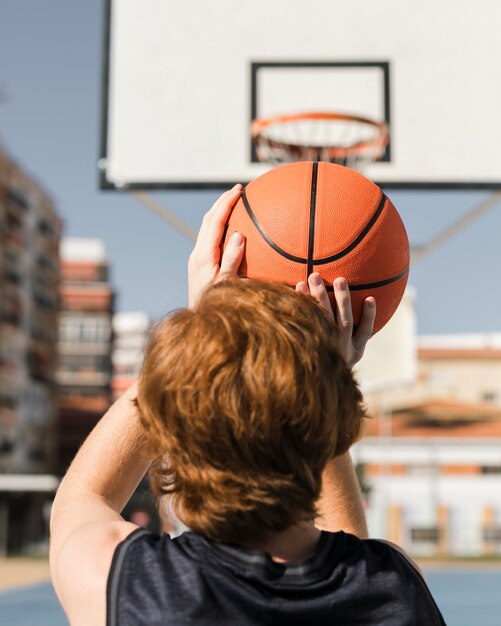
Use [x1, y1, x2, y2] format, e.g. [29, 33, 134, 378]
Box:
[315, 453, 368, 538]
[296, 273, 376, 539]
[49, 184, 245, 624]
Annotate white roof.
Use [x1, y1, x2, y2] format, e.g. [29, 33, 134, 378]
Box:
[61, 238, 107, 263]
[113, 312, 150, 334]
[0, 474, 59, 492]
[354, 438, 501, 465]
[419, 333, 501, 350]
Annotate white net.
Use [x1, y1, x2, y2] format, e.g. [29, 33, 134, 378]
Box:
[252, 112, 388, 172]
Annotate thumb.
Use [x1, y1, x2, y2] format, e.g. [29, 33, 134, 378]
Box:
[219, 232, 245, 277]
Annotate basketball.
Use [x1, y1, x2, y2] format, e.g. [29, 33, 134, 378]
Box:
[222, 161, 409, 333]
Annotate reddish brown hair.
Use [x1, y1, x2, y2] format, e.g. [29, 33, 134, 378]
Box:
[138, 278, 365, 544]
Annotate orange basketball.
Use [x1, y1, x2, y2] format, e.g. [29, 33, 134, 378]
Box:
[222, 162, 409, 333]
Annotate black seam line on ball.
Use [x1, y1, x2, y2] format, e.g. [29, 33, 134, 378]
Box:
[307, 162, 319, 277]
[241, 186, 387, 266]
[242, 188, 308, 263]
[324, 267, 409, 292]
[313, 192, 388, 265]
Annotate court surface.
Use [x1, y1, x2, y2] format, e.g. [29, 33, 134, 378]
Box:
[2, 568, 501, 626]
[0, 581, 67, 625]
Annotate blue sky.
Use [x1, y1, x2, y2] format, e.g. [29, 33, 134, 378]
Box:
[1, 0, 500, 334]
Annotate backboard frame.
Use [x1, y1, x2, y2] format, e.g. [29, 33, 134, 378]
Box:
[99, 0, 501, 191]
[249, 61, 392, 164]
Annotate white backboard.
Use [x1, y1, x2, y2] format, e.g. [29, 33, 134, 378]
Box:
[100, 0, 501, 189]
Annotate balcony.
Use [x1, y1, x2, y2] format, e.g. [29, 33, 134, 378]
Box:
[61, 263, 109, 283]
[58, 393, 110, 413]
[56, 370, 111, 386]
[60, 285, 113, 312]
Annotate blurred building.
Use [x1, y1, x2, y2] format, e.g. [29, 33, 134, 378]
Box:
[111, 312, 165, 534]
[0, 146, 61, 554]
[112, 311, 149, 401]
[357, 333, 501, 558]
[418, 333, 501, 408]
[56, 238, 114, 474]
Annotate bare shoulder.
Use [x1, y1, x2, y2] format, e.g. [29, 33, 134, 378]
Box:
[52, 520, 139, 626]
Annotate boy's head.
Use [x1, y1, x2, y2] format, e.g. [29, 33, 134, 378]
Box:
[138, 278, 365, 544]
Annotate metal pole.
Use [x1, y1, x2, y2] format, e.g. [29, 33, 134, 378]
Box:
[0, 499, 8, 556]
[129, 191, 197, 242]
[411, 192, 501, 264]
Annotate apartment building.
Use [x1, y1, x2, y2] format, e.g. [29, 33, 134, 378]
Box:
[0, 147, 61, 554]
[57, 238, 114, 474]
[112, 311, 149, 401]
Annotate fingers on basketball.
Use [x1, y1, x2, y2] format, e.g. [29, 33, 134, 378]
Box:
[307, 273, 333, 319]
[219, 233, 245, 277]
[353, 297, 376, 351]
[194, 184, 242, 263]
[333, 278, 353, 334]
[295, 281, 308, 294]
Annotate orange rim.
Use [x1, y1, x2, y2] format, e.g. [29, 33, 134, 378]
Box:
[251, 111, 388, 159]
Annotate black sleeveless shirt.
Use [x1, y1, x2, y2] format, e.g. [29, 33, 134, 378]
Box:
[107, 528, 446, 625]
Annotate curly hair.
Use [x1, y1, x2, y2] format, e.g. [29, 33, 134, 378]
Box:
[137, 278, 365, 544]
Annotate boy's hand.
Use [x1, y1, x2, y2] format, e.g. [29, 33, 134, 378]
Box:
[188, 184, 245, 308]
[296, 273, 375, 368]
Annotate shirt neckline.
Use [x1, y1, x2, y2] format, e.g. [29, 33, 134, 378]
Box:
[186, 530, 340, 582]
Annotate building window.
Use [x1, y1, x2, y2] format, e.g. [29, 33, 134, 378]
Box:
[59, 386, 109, 399]
[59, 317, 111, 344]
[410, 527, 440, 543]
[483, 527, 501, 542]
[113, 362, 142, 377]
[481, 466, 501, 475]
[481, 391, 498, 404]
[59, 354, 110, 373]
[406, 464, 439, 476]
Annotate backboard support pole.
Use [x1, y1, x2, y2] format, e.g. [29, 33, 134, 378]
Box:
[411, 192, 501, 264]
[129, 191, 197, 242]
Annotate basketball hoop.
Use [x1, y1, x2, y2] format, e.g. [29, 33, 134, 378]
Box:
[251, 111, 388, 171]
